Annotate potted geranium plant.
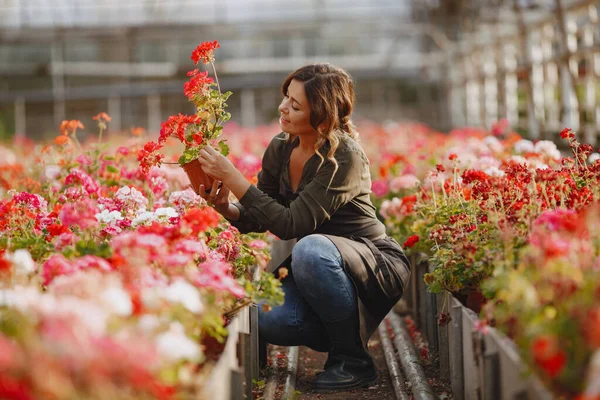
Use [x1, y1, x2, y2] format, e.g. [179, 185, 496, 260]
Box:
[138, 40, 232, 194]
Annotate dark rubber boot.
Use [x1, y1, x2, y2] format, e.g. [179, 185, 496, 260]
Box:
[313, 315, 377, 392]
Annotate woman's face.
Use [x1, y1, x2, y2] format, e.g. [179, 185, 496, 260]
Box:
[278, 79, 317, 137]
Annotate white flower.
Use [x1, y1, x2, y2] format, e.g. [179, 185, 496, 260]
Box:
[0, 147, 17, 165]
[5, 249, 36, 276]
[589, 153, 600, 164]
[141, 287, 162, 311]
[508, 155, 528, 165]
[132, 211, 156, 227]
[163, 279, 204, 314]
[155, 322, 203, 362]
[483, 166, 505, 178]
[482, 136, 504, 153]
[528, 160, 550, 170]
[389, 175, 420, 192]
[474, 156, 501, 171]
[154, 207, 179, 219]
[100, 286, 133, 316]
[96, 210, 124, 224]
[138, 314, 161, 335]
[44, 165, 61, 180]
[534, 140, 561, 159]
[169, 189, 201, 206]
[514, 139, 535, 154]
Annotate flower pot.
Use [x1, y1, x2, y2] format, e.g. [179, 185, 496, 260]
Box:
[182, 158, 214, 194]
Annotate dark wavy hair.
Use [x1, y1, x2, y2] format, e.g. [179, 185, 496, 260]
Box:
[281, 63, 359, 180]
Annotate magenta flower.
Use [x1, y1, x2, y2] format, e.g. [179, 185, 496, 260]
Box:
[371, 179, 389, 197]
[59, 199, 100, 231]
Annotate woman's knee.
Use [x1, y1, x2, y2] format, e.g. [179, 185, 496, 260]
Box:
[258, 302, 292, 342]
[292, 234, 340, 270]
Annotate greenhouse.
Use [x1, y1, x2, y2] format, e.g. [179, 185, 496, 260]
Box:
[1, 0, 600, 399]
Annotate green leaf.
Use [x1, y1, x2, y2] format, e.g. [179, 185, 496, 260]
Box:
[218, 140, 230, 156]
[106, 165, 119, 173]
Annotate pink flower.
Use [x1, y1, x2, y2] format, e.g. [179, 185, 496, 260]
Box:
[249, 240, 267, 249]
[64, 168, 101, 197]
[114, 186, 149, 217]
[534, 209, 578, 232]
[42, 254, 76, 285]
[73, 255, 113, 272]
[194, 260, 245, 298]
[59, 187, 89, 203]
[97, 197, 119, 212]
[75, 154, 93, 166]
[371, 179, 389, 197]
[389, 174, 419, 192]
[474, 320, 490, 335]
[59, 199, 99, 231]
[116, 146, 130, 156]
[13, 192, 48, 213]
[173, 240, 207, 257]
[162, 253, 193, 268]
[54, 232, 75, 251]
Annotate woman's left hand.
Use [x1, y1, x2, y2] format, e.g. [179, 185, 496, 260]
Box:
[197, 145, 236, 182]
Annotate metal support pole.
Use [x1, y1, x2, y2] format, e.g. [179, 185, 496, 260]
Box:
[51, 41, 66, 127]
[514, 0, 540, 138]
[555, 0, 581, 132]
[108, 96, 122, 134]
[240, 88, 256, 128]
[14, 97, 26, 136]
[147, 92, 161, 134]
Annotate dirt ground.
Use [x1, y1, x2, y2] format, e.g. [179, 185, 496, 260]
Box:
[253, 317, 454, 400]
[295, 330, 396, 400]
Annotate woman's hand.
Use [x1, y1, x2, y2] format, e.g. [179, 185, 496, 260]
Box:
[199, 179, 230, 215]
[197, 144, 252, 202]
[197, 145, 236, 182]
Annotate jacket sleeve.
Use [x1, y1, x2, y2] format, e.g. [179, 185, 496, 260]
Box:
[235, 147, 366, 240]
[227, 134, 285, 233]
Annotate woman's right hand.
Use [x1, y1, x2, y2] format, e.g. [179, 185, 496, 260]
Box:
[199, 179, 230, 215]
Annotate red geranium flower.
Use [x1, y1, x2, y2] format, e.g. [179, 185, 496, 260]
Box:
[403, 235, 420, 248]
[191, 40, 220, 65]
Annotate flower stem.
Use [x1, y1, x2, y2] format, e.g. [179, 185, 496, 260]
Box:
[211, 61, 221, 94]
[71, 133, 84, 154]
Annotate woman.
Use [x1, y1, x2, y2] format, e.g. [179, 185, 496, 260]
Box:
[196, 63, 411, 392]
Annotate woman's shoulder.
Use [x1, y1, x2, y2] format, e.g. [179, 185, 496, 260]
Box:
[263, 132, 290, 160]
[333, 133, 367, 162]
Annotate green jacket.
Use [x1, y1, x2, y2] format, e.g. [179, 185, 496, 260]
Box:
[231, 132, 411, 346]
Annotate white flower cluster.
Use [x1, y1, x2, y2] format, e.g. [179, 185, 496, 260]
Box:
[3, 249, 36, 276]
[141, 278, 204, 314]
[96, 210, 124, 224]
[132, 207, 179, 227]
[514, 139, 561, 160]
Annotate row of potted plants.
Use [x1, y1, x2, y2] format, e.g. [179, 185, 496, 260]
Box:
[372, 121, 600, 397]
[0, 42, 284, 399]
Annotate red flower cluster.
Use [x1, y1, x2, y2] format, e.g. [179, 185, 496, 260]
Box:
[461, 169, 490, 185]
[531, 335, 566, 379]
[184, 70, 214, 100]
[403, 234, 420, 248]
[191, 40, 220, 65]
[137, 141, 165, 175]
[158, 114, 203, 145]
[559, 127, 575, 139]
[181, 207, 221, 235]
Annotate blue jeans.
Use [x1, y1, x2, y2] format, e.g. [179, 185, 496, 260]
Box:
[258, 234, 359, 352]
